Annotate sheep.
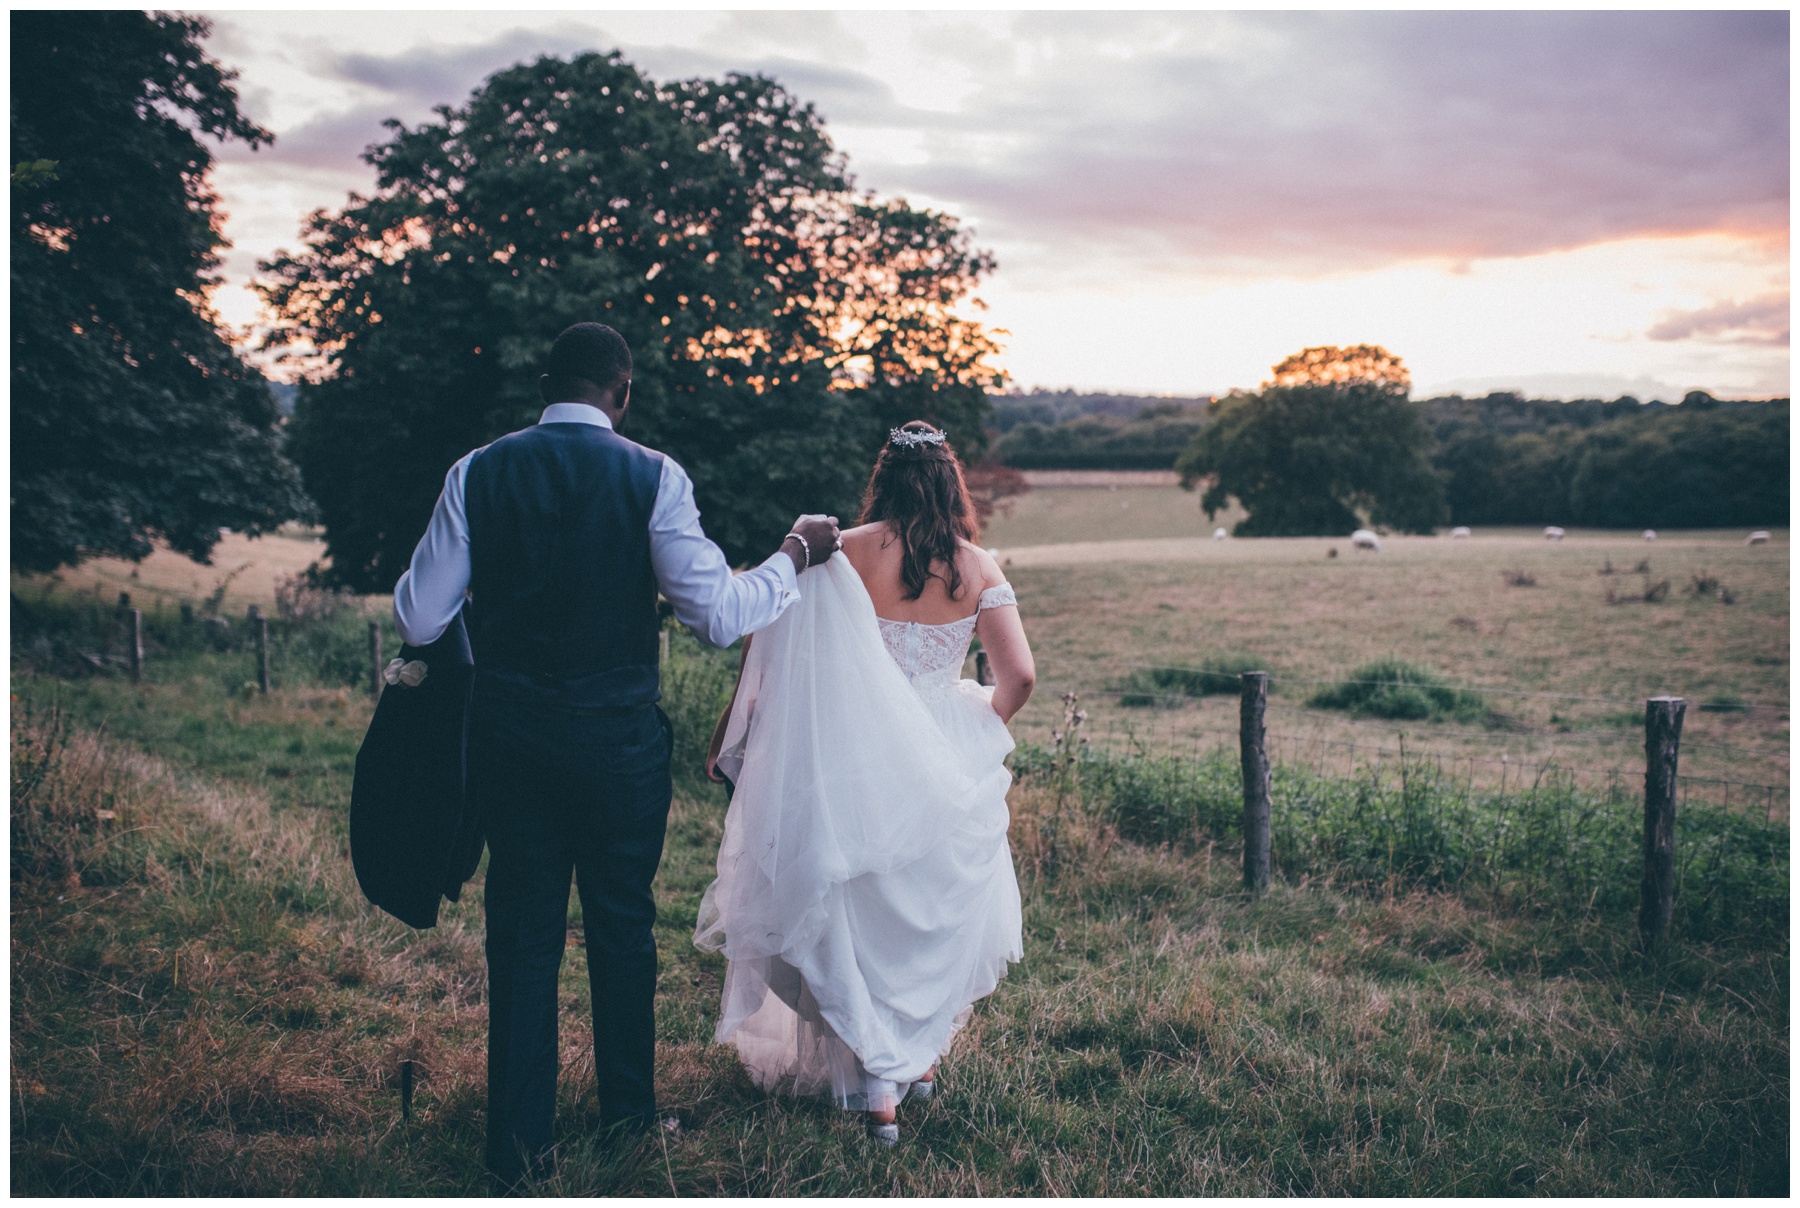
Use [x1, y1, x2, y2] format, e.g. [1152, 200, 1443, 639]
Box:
[1212, 527, 1228, 541]
[1544, 526, 1565, 542]
[1450, 526, 1471, 539]
[1643, 530, 1656, 542]
[1746, 531, 1771, 546]
[1351, 529, 1382, 552]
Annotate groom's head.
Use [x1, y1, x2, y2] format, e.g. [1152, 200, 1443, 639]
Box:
[539, 322, 633, 420]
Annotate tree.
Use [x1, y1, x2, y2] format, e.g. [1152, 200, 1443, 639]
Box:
[10, 12, 311, 573]
[261, 52, 1003, 590]
[1175, 345, 1446, 536]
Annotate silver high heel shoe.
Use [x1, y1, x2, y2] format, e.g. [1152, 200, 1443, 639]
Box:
[906, 1078, 934, 1102]
[866, 1118, 899, 1147]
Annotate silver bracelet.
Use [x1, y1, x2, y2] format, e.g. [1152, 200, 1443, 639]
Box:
[784, 531, 811, 572]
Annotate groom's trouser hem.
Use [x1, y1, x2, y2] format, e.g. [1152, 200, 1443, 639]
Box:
[473, 698, 672, 1180]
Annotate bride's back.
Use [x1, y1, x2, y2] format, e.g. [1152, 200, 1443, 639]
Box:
[841, 523, 1001, 624]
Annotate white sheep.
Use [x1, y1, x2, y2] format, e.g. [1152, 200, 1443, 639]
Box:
[1746, 531, 1771, 546]
[1212, 527, 1228, 541]
[1450, 526, 1471, 539]
[1351, 529, 1382, 552]
[1544, 526, 1565, 542]
[1643, 530, 1656, 541]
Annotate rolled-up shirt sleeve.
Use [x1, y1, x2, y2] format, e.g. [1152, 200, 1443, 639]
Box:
[392, 454, 475, 647]
[650, 456, 800, 648]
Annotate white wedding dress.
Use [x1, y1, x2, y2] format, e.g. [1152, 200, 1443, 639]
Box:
[694, 554, 1023, 1111]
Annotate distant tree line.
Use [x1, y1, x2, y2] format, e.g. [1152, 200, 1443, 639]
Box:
[993, 366, 1789, 533]
[1426, 392, 1789, 529]
[989, 399, 1208, 469]
[989, 388, 1211, 433]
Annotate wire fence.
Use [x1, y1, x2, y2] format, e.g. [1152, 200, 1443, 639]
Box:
[1015, 667, 1789, 822]
[1008, 673, 1789, 946]
[1111, 661, 1788, 713]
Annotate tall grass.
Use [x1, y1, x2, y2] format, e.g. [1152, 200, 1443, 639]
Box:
[1012, 740, 1788, 944]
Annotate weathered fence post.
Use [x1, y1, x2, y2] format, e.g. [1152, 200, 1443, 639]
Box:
[179, 601, 194, 626]
[658, 629, 670, 665]
[1639, 696, 1685, 948]
[1240, 671, 1272, 893]
[128, 608, 143, 684]
[256, 617, 271, 695]
[400, 1058, 414, 1123]
[368, 620, 383, 700]
[975, 649, 995, 687]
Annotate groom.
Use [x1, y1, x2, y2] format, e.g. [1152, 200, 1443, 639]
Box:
[393, 322, 839, 1184]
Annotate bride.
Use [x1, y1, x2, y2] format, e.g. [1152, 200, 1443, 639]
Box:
[695, 420, 1036, 1145]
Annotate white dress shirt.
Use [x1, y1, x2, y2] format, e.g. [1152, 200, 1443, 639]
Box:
[393, 403, 800, 649]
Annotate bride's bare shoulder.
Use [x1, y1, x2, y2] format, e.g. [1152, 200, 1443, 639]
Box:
[840, 522, 892, 546]
[839, 523, 893, 575]
[957, 539, 1007, 591]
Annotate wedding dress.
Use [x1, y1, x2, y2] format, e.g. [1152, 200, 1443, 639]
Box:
[694, 554, 1023, 1111]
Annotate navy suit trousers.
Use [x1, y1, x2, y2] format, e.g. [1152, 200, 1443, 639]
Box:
[469, 694, 673, 1182]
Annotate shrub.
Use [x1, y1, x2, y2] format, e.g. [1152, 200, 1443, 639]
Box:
[1308, 658, 1487, 722]
[1114, 653, 1268, 707]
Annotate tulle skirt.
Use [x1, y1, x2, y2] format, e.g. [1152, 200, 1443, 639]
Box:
[694, 556, 1023, 1111]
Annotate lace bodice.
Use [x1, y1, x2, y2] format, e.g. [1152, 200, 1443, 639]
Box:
[877, 583, 1017, 683]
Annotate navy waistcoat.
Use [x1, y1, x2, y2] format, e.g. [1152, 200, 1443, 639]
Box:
[464, 421, 664, 709]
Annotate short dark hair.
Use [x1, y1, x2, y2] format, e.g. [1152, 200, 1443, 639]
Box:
[545, 322, 631, 399]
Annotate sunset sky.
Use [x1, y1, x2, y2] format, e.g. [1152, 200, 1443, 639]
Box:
[203, 9, 1789, 401]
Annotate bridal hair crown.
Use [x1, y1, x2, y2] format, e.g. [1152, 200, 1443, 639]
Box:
[889, 426, 946, 449]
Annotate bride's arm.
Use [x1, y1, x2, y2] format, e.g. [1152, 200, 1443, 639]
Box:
[974, 603, 1034, 723]
[705, 634, 752, 783]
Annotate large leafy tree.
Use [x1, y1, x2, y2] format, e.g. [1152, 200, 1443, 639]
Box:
[10, 11, 311, 573]
[262, 52, 1003, 590]
[1176, 345, 1446, 536]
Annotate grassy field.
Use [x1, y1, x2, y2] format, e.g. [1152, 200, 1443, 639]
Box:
[982, 490, 1788, 808]
[984, 481, 1246, 548]
[10, 508, 1789, 1195]
[11, 585, 1789, 1195]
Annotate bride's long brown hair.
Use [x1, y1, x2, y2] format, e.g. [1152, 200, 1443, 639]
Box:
[857, 421, 980, 601]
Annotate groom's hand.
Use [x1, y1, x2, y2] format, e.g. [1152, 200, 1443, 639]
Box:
[782, 514, 841, 573]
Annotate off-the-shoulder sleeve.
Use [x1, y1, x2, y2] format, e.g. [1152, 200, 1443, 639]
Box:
[977, 583, 1017, 611]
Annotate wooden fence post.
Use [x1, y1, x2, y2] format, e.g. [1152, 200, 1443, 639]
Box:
[368, 620, 383, 700]
[975, 650, 995, 687]
[1240, 671, 1272, 893]
[256, 617, 271, 695]
[658, 629, 670, 665]
[1639, 696, 1685, 948]
[128, 608, 143, 684]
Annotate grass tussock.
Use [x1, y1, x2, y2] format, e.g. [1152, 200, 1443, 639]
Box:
[1308, 658, 1488, 723]
[1114, 652, 1268, 707]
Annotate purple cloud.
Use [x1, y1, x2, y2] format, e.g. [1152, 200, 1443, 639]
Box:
[1648, 293, 1790, 346]
[888, 11, 1787, 270]
[216, 11, 1787, 276]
